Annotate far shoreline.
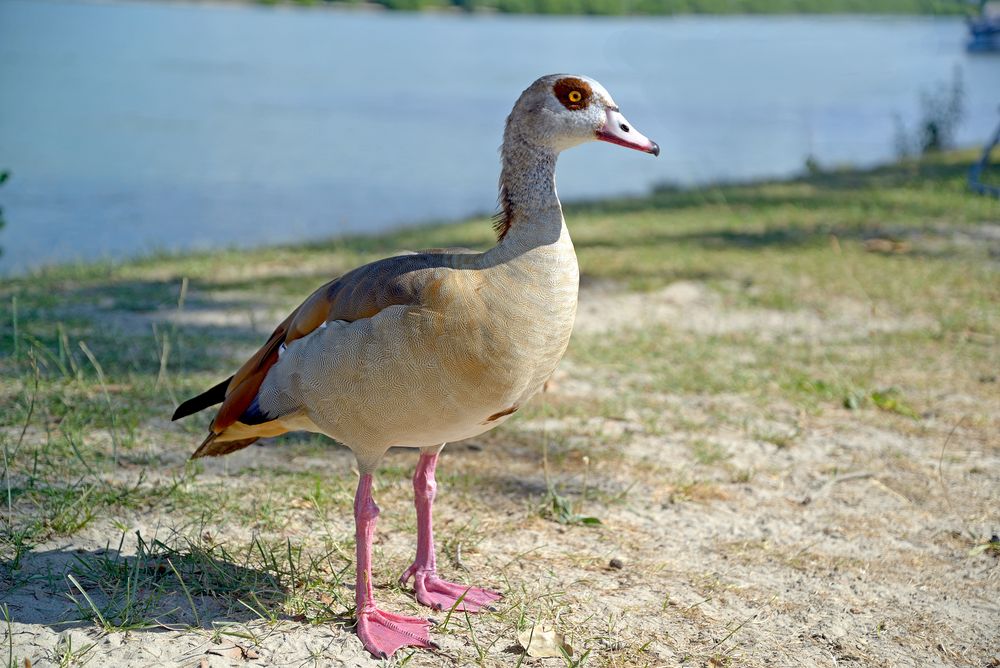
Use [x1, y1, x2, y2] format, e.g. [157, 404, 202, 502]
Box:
[75, 0, 971, 17]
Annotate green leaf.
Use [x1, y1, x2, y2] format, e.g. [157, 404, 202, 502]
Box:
[870, 388, 918, 418]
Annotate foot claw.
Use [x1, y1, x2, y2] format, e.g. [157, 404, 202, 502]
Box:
[399, 563, 418, 586]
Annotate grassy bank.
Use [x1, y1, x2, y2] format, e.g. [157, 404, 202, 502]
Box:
[1, 149, 998, 667]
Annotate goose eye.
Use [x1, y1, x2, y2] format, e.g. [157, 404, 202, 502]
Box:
[553, 77, 593, 111]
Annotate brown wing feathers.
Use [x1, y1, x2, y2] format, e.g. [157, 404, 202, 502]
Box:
[190, 433, 259, 459]
[173, 253, 456, 457]
[208, 275, 368, 434]
[211, 309, 298, 433]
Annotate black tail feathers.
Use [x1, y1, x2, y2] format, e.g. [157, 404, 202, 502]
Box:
[172, 376, 233, 421]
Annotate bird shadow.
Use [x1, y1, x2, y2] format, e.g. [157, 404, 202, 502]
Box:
[1, 534, 353, 636]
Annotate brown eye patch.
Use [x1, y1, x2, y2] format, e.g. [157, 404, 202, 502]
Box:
[553, 77, 593, 111]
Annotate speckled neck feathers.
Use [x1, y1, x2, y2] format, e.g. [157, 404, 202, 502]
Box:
[493, 114, 561, 247]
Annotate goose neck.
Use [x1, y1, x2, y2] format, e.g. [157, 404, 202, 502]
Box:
[494, 128, 563, 250]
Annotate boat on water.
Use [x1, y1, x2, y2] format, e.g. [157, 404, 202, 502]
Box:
[968, 0, 1000, 51]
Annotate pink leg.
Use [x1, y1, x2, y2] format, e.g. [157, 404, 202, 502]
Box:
[398, 452, 502, 613]
[353, 473, 434, 659]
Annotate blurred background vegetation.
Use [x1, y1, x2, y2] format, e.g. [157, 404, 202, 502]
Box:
[261, 0, 969, 15]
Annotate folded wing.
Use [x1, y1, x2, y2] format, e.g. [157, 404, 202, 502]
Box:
[174, 251, 473, 458]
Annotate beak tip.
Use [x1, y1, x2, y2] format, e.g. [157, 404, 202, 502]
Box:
[650, 142, 660, 157]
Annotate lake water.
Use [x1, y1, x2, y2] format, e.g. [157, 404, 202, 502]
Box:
[1, 0, 997, 274]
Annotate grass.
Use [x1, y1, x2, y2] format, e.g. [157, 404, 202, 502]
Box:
[1, 148, 998, 666]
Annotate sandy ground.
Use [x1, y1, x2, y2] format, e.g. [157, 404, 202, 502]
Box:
[4, 280, 999, 668]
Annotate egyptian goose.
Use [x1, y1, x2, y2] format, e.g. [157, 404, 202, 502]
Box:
[173, 74, 658, 658]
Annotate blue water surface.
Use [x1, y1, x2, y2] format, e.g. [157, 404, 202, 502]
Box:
[0, 0, 997, 272]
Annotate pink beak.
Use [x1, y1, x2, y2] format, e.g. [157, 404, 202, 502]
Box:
[596, 107, 659, 156]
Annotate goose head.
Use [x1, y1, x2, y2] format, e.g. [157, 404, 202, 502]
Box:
[507, 74, 659, 156]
